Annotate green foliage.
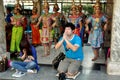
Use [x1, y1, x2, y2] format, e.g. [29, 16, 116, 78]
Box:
[82, 4, 106, 16]
[83, 5, 94, 16]
[62, 5, 94, 16]
[62, 5, 71, 13]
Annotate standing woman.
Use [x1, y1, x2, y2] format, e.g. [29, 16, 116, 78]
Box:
[86, 0, 108, 61]
[76, 4, 86, 45]
[10, 4, 25, 54]
[5, 7, 13, 52]
[67, 0, 81, 37]
[51, 2, 66, 44]
[36, 0, 53, 57]
[30, 7, 41, 46]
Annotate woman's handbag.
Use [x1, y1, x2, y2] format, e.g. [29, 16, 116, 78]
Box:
[52, 52, 65, 70]
[0, 55, 8, 72]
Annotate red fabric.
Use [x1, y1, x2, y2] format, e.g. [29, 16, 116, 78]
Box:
[74, 28, 80, 36]
[31, 24, 41, 44]
[8, 60, 11, 67]
[92, 13, 103, 18]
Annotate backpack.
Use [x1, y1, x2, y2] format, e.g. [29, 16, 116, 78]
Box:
[52, 52, 65, 70]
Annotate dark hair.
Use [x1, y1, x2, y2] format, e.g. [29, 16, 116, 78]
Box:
[6, 7, 12, 12]
[20, 35, 32, 56]
[16, 8, 21, 13]
[64, 22, 75, 30]
[53, 4, 59, 11]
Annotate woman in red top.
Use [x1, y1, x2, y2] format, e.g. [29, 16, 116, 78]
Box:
[30, 7, 41, 46]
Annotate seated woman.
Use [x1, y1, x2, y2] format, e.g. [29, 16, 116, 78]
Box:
[10, 37, 39, 77]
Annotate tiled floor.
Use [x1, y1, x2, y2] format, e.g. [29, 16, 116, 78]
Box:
[35, 45, 64, 65]
[0, 45, 120, 80]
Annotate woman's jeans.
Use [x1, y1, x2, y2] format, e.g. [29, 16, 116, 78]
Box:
[11, 61, 37, 72]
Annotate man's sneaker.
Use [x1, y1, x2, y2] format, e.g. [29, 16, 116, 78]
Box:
[14, 72, 26, 77]
[27, 69, 37, 73]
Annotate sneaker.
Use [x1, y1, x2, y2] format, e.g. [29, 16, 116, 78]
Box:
[12, 70, 19, 77]
[11, 67, 15, 70]
[14, 72, 26, 77]
[27, 69, 37, 73]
